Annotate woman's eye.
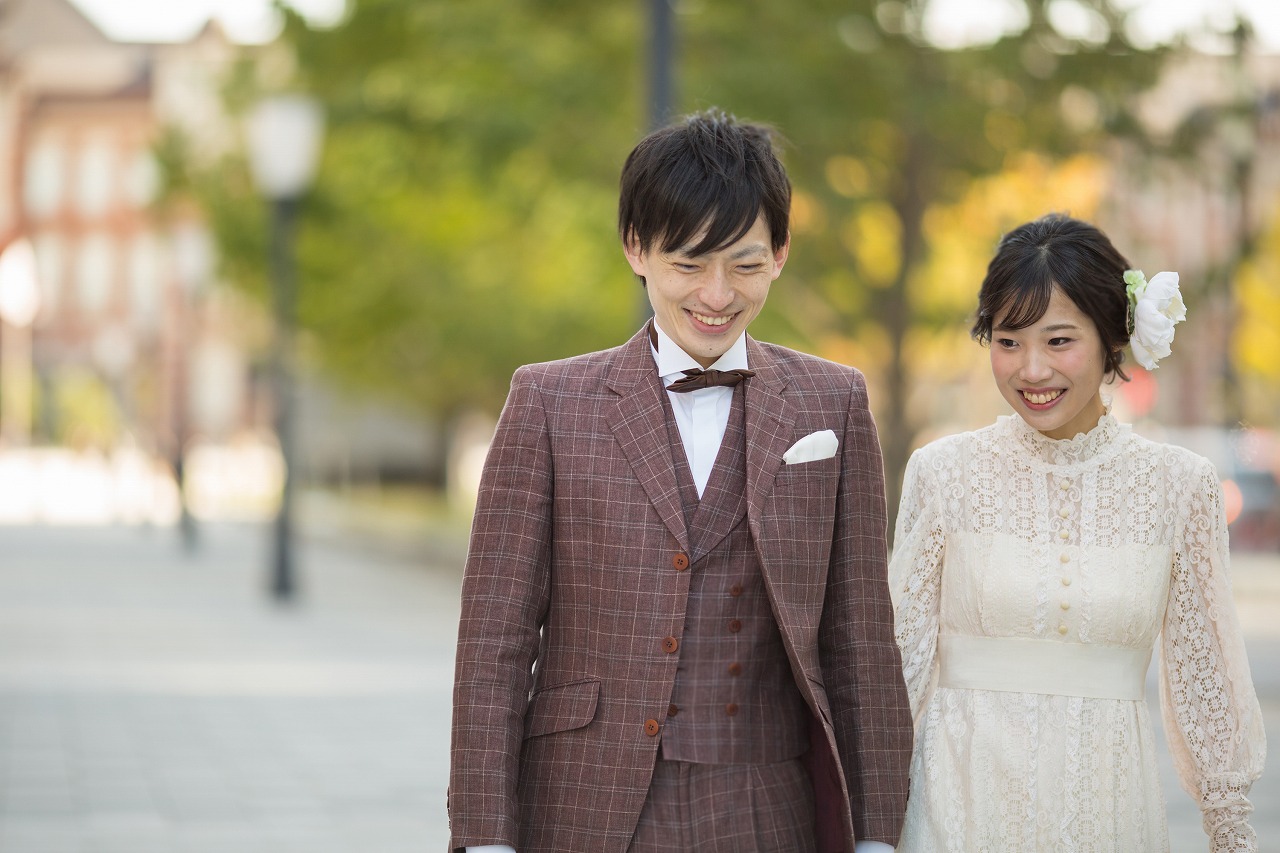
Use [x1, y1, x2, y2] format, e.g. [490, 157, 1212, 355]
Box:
[996, 338, 1017, 349]
[1049, 337, 1072, 346]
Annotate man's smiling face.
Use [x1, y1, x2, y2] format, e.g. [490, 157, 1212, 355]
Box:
[625, 215, 789, 368]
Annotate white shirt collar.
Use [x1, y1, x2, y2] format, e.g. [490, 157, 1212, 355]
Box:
[650, 321, 749, 380]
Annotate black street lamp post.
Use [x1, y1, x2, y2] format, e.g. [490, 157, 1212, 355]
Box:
[246, 95, 325, 603]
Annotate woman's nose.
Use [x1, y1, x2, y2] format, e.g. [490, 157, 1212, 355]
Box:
[1019, 350, 1053, 382]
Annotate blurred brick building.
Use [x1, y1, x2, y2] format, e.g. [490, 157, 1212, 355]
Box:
[0, 0, 249, 464]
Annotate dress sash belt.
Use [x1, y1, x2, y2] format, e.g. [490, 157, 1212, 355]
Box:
[937, 634, 1151, 700]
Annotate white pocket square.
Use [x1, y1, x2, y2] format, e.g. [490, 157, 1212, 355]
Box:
[782, 429, 838, 464]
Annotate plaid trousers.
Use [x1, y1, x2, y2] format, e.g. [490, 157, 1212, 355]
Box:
[628, 757, 816, 853]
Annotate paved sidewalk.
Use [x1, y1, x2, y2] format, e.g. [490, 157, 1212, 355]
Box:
[0, 522, 1275, 852]
[0, 523, 461, 853]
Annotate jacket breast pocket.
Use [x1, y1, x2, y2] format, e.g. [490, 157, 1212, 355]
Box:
[523, 678, 600, 739]
[774, 453, 839, 487]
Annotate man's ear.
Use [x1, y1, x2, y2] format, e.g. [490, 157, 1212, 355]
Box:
[622, 231, 648, 279]
[770, 230, 791, 280]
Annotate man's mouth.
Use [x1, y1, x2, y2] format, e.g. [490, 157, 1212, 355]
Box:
[690, 311, 733, 327]
[1022, 389, 1064, 406]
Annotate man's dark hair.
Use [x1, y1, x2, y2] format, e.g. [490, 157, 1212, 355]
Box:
[972, 213, 1132, 380]
[618, 108, 790, 260]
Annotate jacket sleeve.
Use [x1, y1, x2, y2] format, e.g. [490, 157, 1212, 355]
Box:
[818, 369, 914, 846]
[449, 367, 554, 849]
[1159, 457, 1266, 852]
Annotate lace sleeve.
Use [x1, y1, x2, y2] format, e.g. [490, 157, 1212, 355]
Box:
[1159, 456, 1266, 852]
[890, 446, 946, 719]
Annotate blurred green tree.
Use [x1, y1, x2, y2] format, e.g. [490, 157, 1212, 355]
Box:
[174, 0, 649, 417]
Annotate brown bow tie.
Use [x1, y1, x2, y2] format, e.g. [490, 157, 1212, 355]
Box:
[665, 368, 756, 393]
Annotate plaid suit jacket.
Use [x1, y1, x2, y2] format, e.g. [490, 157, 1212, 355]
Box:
[449, 325, 912, 852]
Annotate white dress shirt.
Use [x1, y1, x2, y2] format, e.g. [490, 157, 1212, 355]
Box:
[650, 321, 745, 497]
[465, 328, 894, 853]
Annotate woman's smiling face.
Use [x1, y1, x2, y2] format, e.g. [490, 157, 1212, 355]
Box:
[990, 285, 1109, 441]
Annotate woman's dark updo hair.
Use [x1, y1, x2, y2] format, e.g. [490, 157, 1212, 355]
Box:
[971, 213, 1132, 381]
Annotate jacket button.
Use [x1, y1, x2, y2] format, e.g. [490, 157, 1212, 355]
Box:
[727, 619, 742, 634]
[644, 719, 661, 736]
[728, 662, 742, 677]
[673, 553, 689, 571]
[662, 636, 679, 654]
[725, 703, 739, 717]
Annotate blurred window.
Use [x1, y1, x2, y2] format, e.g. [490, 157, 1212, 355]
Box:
[23, 138, 66, 219]
[76, 135, 115, 217]
[75, 233, 116, 316]
[126, 149, 159, 209]
[128, 231, 162, 330]
[31, 232, 65, 324]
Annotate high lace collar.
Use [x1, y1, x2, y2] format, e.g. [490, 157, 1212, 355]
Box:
[1003, 410, 1124, 467]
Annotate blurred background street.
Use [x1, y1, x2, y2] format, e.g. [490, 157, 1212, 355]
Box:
[0, 514, 465, 853]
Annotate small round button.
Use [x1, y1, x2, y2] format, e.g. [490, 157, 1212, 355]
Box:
[662, 636, 679, 654]
[1061, 577, 1072, 586]
[1060, 553, 1070, 563]
[1059, 480, 1070, 490]
[644, 719, 660, 736]
[727, 619, 742, 634]
[1060, 601, 1071, 611]
[1057, 624, 1069, 635]
[1058, 529, 1070, 540]
[728, 662, 743, 677]
[673, 553, 690, 571]
[667, 704, 679, 717]
[725, 703, 739, 717]
[1059, 507, 1070, 518]
[729, 584, 744, 597]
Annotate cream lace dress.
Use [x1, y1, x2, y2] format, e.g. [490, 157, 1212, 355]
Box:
[890, 413, 1265, 852]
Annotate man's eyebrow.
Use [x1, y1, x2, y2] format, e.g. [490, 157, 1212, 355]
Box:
[670, 241, 770, 259]
[728, 243, 769, 260]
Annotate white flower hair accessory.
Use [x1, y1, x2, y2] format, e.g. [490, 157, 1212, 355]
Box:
[1124, 269, 1186, 370]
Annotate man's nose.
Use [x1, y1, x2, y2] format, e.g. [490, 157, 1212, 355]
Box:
[699, 267, 734, 311]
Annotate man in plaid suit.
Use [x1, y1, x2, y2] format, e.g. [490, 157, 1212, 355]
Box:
[449, 109, 912, 853]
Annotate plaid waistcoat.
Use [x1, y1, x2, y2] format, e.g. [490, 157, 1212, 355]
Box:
[659, 385, 809, 764]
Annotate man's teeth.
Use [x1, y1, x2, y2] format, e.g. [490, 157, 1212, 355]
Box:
[1023, 390, 1063, 405]
[692, 312, 731, 326]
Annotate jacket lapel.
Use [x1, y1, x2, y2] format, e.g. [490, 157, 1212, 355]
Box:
[606, 324, 689, 551]
[742, 337, 796, 538]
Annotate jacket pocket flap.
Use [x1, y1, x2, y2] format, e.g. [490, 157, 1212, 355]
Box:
[524, 679, 600, 738]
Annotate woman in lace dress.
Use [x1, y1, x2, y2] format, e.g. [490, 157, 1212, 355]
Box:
[890, 214, 1265, 851]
